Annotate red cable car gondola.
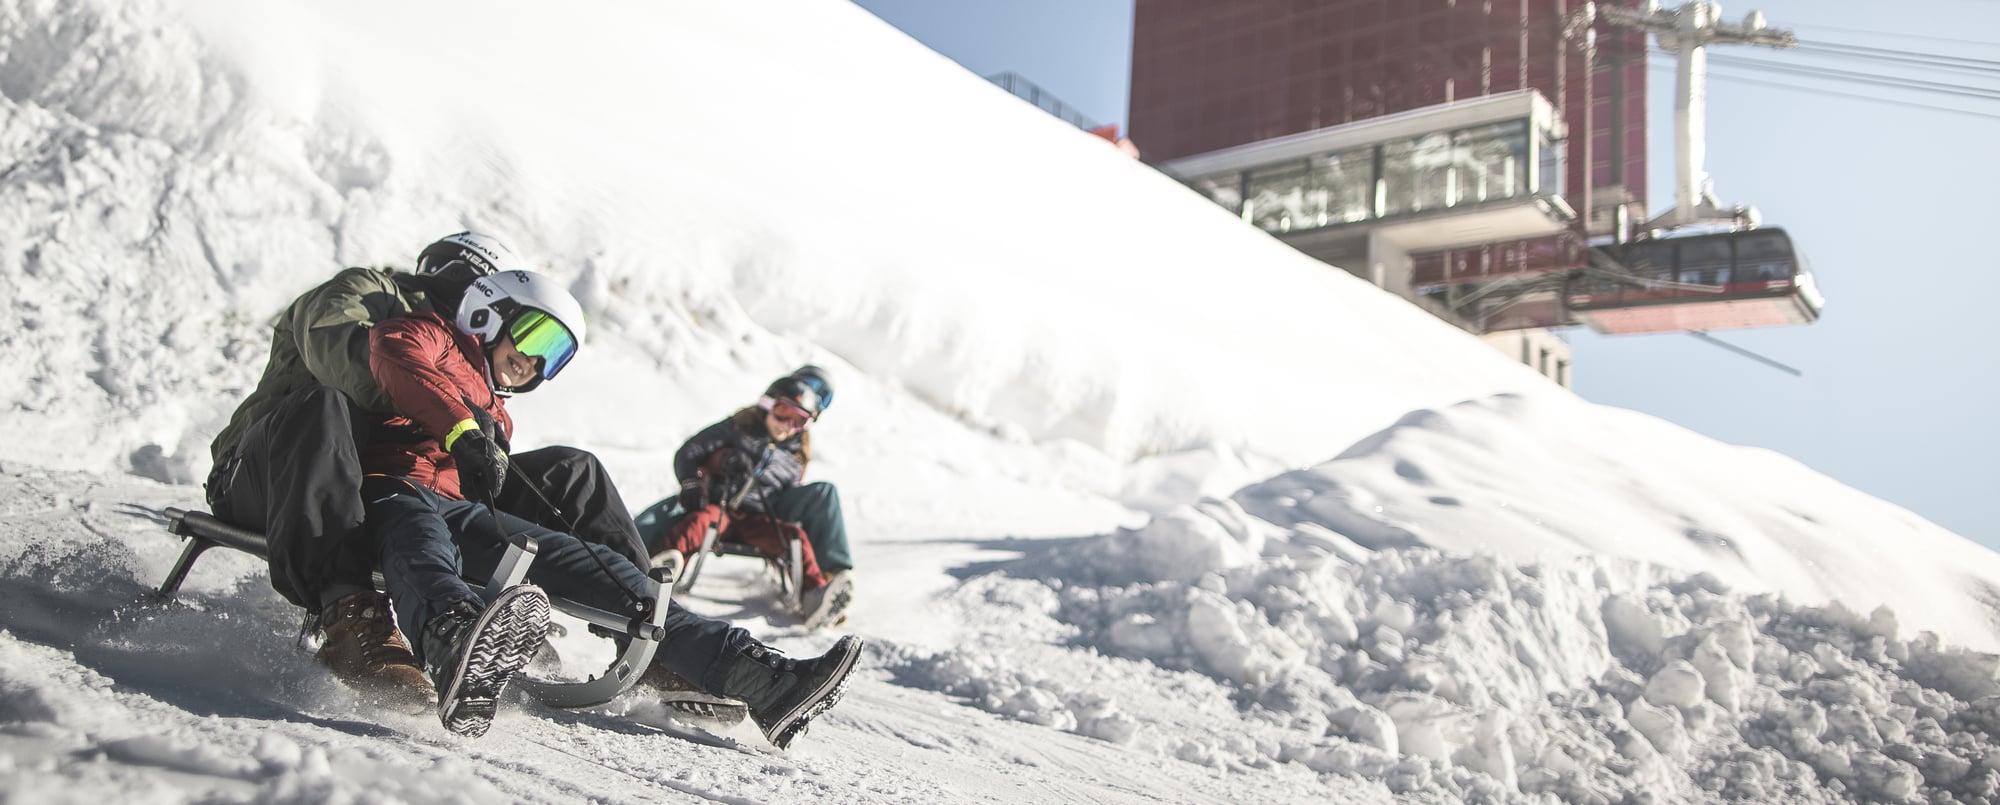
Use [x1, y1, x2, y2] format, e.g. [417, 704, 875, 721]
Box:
[1566, 228, 1824, 335]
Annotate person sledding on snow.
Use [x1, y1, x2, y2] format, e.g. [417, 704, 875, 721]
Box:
[204, 232, 689, 712]
[208, 232, 529, 706]
[639, 368, 856, 629]
[363, 269, 863, 743]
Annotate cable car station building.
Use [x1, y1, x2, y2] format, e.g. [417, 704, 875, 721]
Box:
[1130, 0, 1822, 387]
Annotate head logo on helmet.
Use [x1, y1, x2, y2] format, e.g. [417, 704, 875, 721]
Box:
[454, 269, 589, 395]
[417, 232, 514, 283]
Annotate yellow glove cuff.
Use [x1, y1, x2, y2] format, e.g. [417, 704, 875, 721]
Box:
[443, 418, 481, 451]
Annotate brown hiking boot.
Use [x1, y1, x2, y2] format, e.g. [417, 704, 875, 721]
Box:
[317, 590, 434, 709]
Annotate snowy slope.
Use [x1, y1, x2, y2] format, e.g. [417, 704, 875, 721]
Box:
[6, 0, 2000, 802]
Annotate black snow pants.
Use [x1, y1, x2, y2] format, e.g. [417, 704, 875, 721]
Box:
[206, 385, 372, 610]
[497, 446, 651, 571]
[208, 385, 653, 613]
[364, 475, 746, 688]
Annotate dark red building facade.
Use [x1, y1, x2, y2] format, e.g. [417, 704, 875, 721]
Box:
[1130, 0, 1647, 233]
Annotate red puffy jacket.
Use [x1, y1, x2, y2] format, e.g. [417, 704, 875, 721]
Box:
[362, 312, 514, 500]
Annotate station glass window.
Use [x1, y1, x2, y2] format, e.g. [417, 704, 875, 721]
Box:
[1189, 115, 1559, 229]
[1309, 147, 1375, 225]
[1191, 172, 1243, 216]
[1244, 161, 1311, 233]
[1380, 139, 1419, 216]
[1453, 121, 1529, 203]
[1410, 133, 1454, 212]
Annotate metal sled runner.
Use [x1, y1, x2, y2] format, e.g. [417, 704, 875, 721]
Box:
[156, 507, 668, 709]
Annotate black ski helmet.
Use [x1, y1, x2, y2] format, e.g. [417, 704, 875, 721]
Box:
[763, 376, 823, 418]
[788, 365, 834, 413]
[416, 231, 513, 285]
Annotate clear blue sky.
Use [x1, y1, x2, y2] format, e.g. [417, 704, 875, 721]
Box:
[850, 0, 1999, 550]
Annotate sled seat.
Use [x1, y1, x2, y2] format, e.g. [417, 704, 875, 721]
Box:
[158, 507, 667, 709]
[674, 523, 806, 614]
[633, 497, 807, 614]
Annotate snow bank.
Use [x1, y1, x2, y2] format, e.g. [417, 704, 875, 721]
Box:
[1231, 392, 2000, 651]
[921, 522, 2000, 802]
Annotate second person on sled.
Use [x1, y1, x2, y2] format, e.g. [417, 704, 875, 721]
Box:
[645, 368, 856, 628]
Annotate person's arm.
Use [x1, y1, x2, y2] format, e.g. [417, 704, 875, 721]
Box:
[672, 420, 735, 483]
[294, 268, 412, 414]
[671, 419, 738, 511]
[367, 315, 482, 445]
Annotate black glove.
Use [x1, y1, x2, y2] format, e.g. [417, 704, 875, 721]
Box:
[451, 428, 509, 504]
[678, 479, 706, 513]
[715, 450, 758, 506]
[718, 449, 755, 478]
[466, 399, 511, 452]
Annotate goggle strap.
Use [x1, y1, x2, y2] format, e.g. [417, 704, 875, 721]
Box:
[757, 395, 816, 421]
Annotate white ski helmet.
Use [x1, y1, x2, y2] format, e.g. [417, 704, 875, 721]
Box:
[416, 231, 514, 280]
[455, 269, 589, 394]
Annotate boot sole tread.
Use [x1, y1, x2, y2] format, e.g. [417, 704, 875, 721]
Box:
[667, 699, 752, 723]
[438, 586, 552, 737]
[800, 577, 854, 630]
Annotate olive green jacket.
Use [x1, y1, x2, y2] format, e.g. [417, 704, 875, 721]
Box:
[211, 267, 442, 461]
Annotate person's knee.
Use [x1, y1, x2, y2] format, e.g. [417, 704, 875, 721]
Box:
[361, 477, 430, 522]
[792, 481, 840, 510]
[514, 444, 603, 471]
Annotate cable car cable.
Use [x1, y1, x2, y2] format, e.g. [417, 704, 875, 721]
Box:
[1788, 22, 2000, 51]
[1700, 53, 2000, 102]
[1688, 331, 1803, 376]
[1794, 39, 2000, 71]
[1646, 47, 2000, 104]
[1791, 43, 2000, 78]
[1645, 62, 2000, 122]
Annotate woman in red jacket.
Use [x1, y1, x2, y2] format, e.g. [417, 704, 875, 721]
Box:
[361, 269, 861, 747]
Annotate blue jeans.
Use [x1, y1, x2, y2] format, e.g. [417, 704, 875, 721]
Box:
[362, 476, 747, 689]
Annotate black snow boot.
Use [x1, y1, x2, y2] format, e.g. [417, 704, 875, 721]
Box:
[419, 585, 552, 737]
[719, 634, 864, 749]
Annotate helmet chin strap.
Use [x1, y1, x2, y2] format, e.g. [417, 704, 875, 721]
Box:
[483, 354, 514, 398]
